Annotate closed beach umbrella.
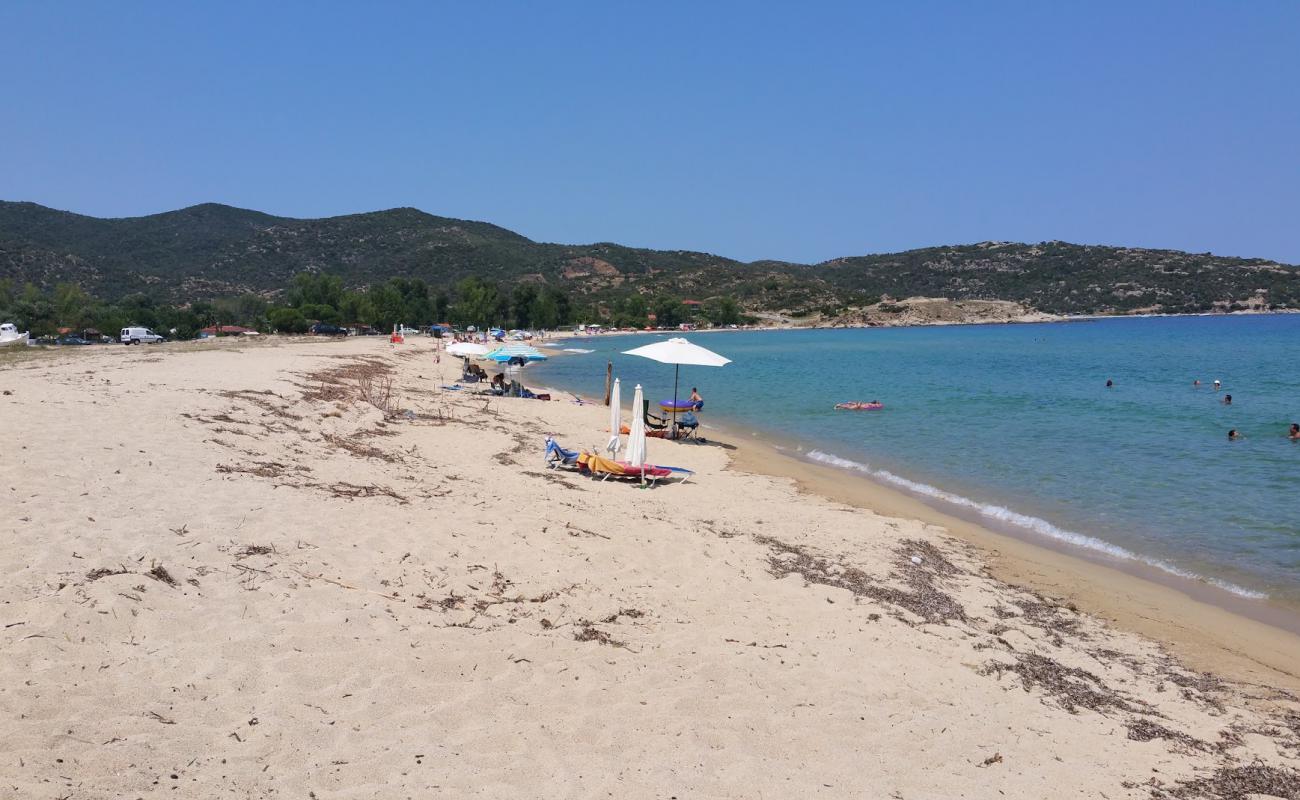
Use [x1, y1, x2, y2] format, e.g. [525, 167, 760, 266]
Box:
[607, 378, 621, 456]
[627, 384, 647, 468]
[621, 337, 732, 425]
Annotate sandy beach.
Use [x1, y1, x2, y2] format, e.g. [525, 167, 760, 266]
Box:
[4, 336, 1300, 799]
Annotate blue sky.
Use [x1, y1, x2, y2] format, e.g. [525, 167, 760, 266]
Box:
[2, 1, 1297, 264]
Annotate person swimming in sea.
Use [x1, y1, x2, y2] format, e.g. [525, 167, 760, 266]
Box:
[1228, 429, 1243, 441]
[1289, 423, 1299, 441]
[834, 400, 884, 410]
[1193, 379, 1201, 387]
[1106, 379, 1114, 388]
[1213, 379, 1222, 390]
[1223, 394, 1233, 405]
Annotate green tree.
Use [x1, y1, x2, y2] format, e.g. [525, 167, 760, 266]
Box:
[650, 296, 686, 328]
[289, 272, 344, 310]
[338, 291, 374, 326]
[300, 303, 341, 324]
[212, 294, 269, 328]
[367, 284, 407, 330]
[53, 283, 93, 329]
[189, 300, 217, 328]
[450, 277, 502, 328]
[529, 291, 560, 330]
[13, 283, 56, 335]
[266, 307, 310, 333]
[615, 294, 648, 328]
[510, 284, 539, 329]
[702, 296, 740, 326]
[161, 307, 202, 340]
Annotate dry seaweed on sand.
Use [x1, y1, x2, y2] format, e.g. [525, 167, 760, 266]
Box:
[235, 544, 274, 558]
[217, 461, 299, 478]
[756, 535, 968, 625]
[1151, 761, 1300, 799]
[981, 652, 1143, 715]
[298, 357, 395, 408]
[1125, 718, 1207, 750]
[217, 389, 304, 420]
[1010, 595, 1088, 644]
[321, 433, 397, 462]
[146, 564, 178, 587]
[573, 623, 625, 648]
[85, 566, 129, 582]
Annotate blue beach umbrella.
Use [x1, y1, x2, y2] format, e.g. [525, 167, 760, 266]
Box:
[484, 344, 548, 363]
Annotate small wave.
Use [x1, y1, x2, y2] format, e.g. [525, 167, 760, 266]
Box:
[805, 449, 1268, 600]
[562, 348, 595, 354]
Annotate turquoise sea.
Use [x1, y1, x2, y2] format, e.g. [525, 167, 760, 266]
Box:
[533, 315, 1300, 607]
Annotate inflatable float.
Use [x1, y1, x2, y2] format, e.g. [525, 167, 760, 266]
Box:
[835, 401, 884, 411]
[659, 399, 698, 413]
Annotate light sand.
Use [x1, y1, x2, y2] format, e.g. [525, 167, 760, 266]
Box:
[3, 336, 1300, 799]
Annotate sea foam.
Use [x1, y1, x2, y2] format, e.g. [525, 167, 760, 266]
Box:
[805, 449, 1268, 600]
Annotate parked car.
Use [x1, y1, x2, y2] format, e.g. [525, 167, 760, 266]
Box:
[310, 323, 348, 336]
[120, 326, 164, 344]
[56, 335, 94, 345]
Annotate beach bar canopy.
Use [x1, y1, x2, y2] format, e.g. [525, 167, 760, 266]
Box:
[621, 337, 731, 425]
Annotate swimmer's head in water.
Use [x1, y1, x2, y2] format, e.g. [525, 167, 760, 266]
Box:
[1228, 429, 1237, 439]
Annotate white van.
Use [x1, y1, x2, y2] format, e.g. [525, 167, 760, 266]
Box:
[120, 326, 164, 345]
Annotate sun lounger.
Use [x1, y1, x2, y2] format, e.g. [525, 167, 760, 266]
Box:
[577, 452, 678, 485]
[545, 437, 581, 469]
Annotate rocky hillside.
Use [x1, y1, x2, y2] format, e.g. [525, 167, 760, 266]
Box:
[2, 201, 1296, 315]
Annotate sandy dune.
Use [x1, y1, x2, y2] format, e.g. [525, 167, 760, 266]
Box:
[3, 336, 1299, 799]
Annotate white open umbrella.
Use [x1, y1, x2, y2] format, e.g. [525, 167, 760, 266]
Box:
[627, 384, 647, 469]
[607, 378, 621, 456]
[446, 341, 490, 358]
[621, 337, 732, 426]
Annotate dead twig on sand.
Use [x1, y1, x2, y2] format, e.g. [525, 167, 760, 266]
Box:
[293, 570, 404, 602]
[325, 482, 408, 503]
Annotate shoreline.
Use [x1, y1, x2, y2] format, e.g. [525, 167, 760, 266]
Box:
[714, 420, 1300, 690]
[533, 336, 1300, 690]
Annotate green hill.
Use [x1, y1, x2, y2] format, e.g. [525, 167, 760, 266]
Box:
[2, 201, 1296, 316]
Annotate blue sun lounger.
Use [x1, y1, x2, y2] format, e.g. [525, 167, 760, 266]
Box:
[545, 437, 581, 470]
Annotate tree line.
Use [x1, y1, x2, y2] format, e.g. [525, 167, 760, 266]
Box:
[0, 273, 746, 338]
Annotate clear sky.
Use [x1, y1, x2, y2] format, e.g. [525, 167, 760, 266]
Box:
[2, 1, 1297, 264]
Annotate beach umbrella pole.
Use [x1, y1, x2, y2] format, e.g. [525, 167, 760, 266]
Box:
[672, 364, 680, 429]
